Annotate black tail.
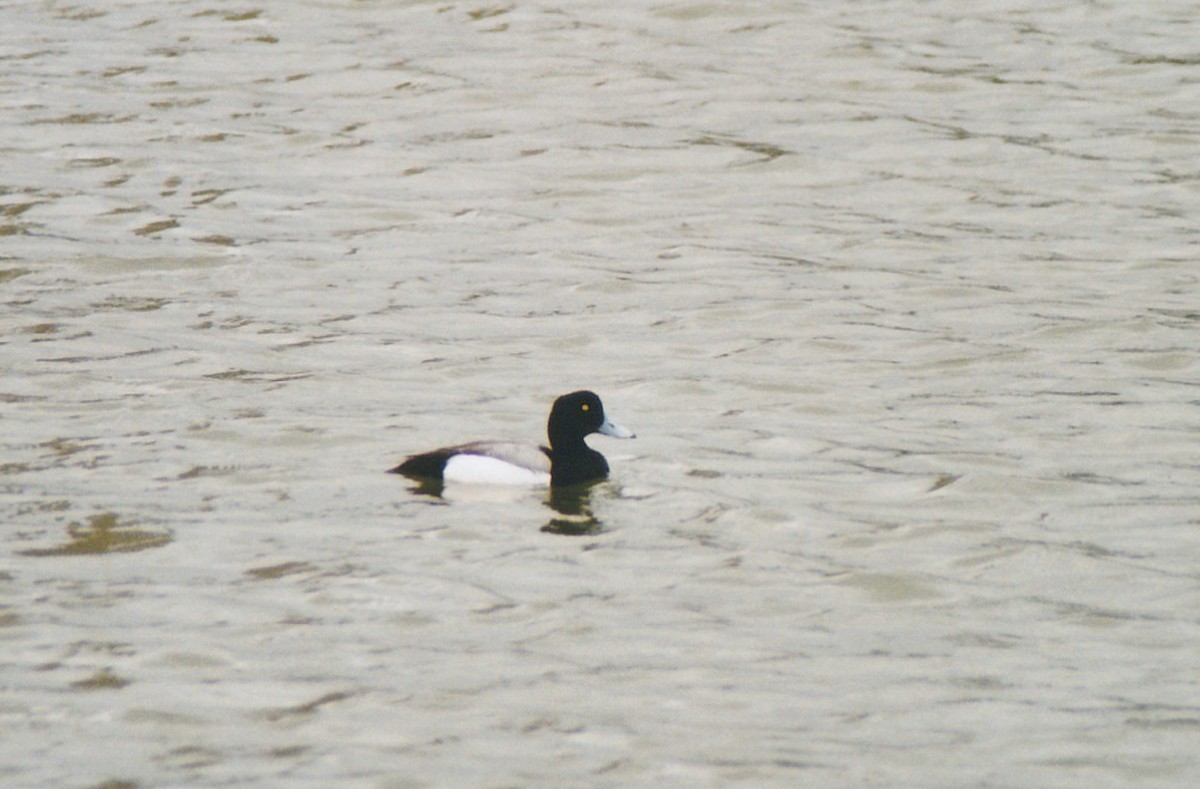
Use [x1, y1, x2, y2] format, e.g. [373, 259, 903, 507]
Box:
[389, 451, 452, 479]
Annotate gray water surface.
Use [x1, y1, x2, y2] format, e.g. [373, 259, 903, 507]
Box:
[3, 2, 1199, 787]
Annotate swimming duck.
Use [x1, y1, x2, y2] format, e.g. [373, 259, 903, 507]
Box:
[390, 390, 634, 487]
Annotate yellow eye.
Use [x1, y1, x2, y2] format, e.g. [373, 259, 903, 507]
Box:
[581, 404, 589, 411]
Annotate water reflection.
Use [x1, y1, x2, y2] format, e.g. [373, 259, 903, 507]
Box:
[404, 478, 446, 499]
[398, 476, 605, 535]
[542, 484, 605, 536]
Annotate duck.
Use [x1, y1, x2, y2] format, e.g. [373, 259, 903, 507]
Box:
[390, 390, 634, 487]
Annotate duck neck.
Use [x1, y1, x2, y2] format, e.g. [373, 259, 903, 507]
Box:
[547, 429, 587, 457]
[548, 439, 608, 487]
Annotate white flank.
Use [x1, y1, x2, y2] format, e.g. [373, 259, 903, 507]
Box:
[443, 454, 551, 486]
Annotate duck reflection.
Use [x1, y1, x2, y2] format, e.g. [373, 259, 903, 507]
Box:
[399, 477, 606, 535]
[542, 483, 605, 536]
[406, 478, 446, 499]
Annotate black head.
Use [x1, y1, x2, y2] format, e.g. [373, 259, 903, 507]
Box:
[547, 390, 608, 450]
[545, 390, 635, 487]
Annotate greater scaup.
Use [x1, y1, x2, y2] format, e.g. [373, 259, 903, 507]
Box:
[390, 390, 634, 487]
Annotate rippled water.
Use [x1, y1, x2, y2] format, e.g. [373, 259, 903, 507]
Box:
[3, 1, 1199, 786]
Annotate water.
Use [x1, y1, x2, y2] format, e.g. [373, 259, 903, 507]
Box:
[3, 1, 1199, 786]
